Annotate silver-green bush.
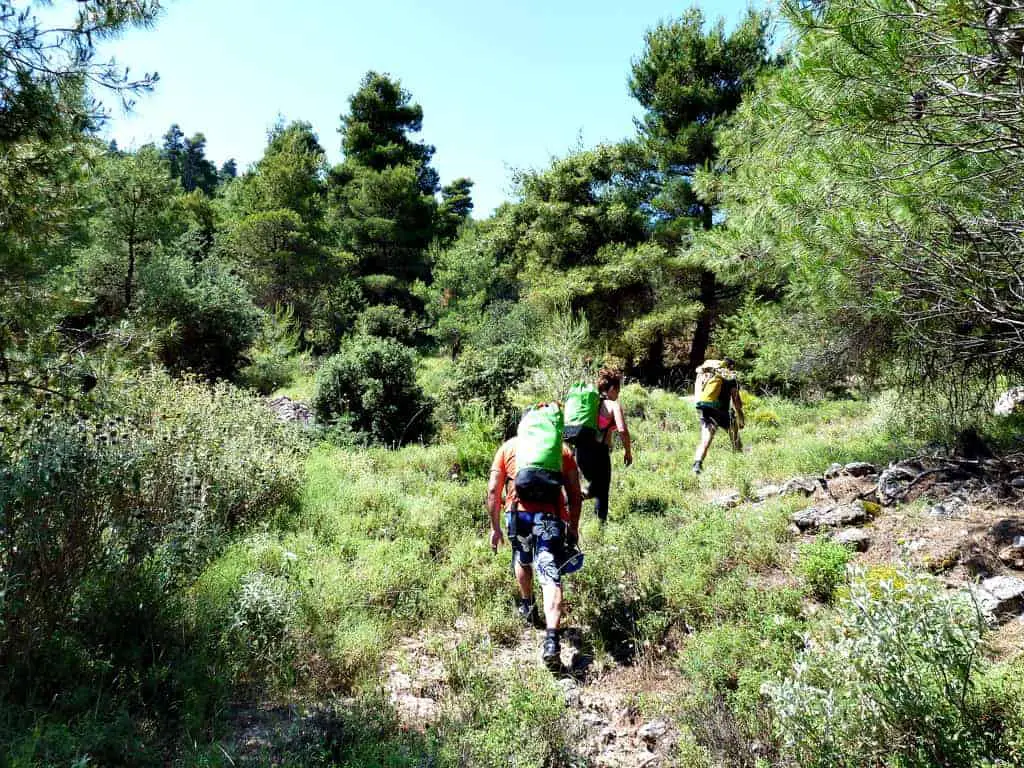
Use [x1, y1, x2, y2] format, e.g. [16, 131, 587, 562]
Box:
[768, 569, 998, 767]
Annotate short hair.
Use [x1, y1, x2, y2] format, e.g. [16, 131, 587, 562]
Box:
[597, 367, 622, 394]
[723, 358, 735, 369]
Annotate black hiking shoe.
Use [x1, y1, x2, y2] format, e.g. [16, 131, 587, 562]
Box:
[517, 600, 537, 627]
[542, 634, 561, 667]
[692, 460, 703, 475]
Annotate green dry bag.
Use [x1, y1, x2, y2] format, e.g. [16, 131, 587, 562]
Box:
[514, 403, 564, 504]
[564, 383, 599, 444]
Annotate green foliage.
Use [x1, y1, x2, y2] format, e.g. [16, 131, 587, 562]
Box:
[356, 303, 418, 344]
[313, 336, 432, 445]
[89, 146, 182, 310]
[436, 670, 570, 767]
[451, 401, 502, 478]
[331, 72, 442, 310]
[436, 176, 474, 242]
[796, 539, 853, 603]
[705, 0, 1024, 414]
[519, 306, 596, 402]
[229, 571, 299, 675]
[339, 71, 439, 193]
[140, 255, 261, 379]
[238, 305, 307, 395]
[769, 570, 1003, 767]
[161, 125, 219, 196]
[438, 343, 535, 428]
[0, 371, 304, 678]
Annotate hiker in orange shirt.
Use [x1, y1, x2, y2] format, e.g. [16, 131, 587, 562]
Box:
[487, 406, 582, 666]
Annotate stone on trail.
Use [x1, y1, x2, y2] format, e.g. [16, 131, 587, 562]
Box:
[824, 463, 844, 479]
[638, 719, 669, 743]
[712, 491, 742, 508]
[998, 540, 1024, 569]
[392, 694, 440, 725]
[928, 496, 968, 520]
[843, 461, 877, 477]
[878, 464, 920, 505]
[754, 484, 781, 501]
[833, 528, 871, 552]
[792, 500, 873, 532]
[780, 476, 821, 497]
[265, 395, 313, 425]
[975, 576, 1024, 622]
[558, 677, 582, 708]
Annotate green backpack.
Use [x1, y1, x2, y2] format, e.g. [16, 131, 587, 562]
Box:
[514, 403, 564, 504]
[563, 383, 600, 444]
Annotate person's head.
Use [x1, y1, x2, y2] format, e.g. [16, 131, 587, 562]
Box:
[597, 367, 623, 400]
[722, 358, 735, 370]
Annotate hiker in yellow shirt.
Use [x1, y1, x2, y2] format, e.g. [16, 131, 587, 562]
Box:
[692, 358, 744, 475]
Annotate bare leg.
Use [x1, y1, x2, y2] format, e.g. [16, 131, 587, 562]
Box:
[729, 421, 743, 452]
[514, 561, 533, 599]
[541, 582, 563, 631]
[694, 423, 717, 464]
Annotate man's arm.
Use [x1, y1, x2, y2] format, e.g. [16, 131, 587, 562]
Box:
[731, 386, 745, 428]
[563, 460, 582, 538]
[486, 454, 507, 552]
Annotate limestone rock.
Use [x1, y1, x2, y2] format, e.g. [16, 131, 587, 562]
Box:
[997, 541, 1024, 569]
[824, 463, 844, 479]
[265, 395, 313, 425]
[843, 461, 877, 477]
[558, 677, 582, 708]
[780, 477, 821, 497]
[878, 465, 919, 505]
[994, 387, 1024, 417]
[392, 694, 439, 725]
[713, 492, 742, 509]
[638, 719, 669, 743]
[754, 485, 781, 501]
[792, 501, 872, 532]
[833, 528, 871, 552]
[976, 576, 1024, 622]
[928, 496, 968, 520]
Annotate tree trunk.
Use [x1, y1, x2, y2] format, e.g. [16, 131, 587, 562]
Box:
[688, 268, 717, 373]
[125, 238, 135, 308]
[636, 331, 666, 386]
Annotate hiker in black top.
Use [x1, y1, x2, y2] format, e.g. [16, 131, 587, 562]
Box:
[574, 367, 632, 522]
[692, 358, 744, 475]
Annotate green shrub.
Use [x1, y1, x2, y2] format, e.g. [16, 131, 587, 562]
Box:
[140, 255, 261, 380]
[619, 381, 649, 418]
[768, 569, 1002, 768]
[229, 572, 299, 675]
[437, 344, 535, 427]
[313, 335, 433, 446]
[0, 370, 305, 699]
[307, 277, 366, 355]
[237, 304, 307, 395]
[796, 539, 853, 603]
[451, 401, 502, 478]
[356, 304, 418, 345]
[437, 669, 570, 767]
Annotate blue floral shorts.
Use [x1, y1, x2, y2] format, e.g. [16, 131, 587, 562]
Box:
[506, 509, 568, 586]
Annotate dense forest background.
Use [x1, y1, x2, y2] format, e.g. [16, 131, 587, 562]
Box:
[3, 0, 1024, 765]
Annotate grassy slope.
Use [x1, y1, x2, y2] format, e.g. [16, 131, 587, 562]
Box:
[189, 386, 918, 765]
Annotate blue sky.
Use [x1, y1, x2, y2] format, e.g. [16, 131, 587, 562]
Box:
[96, 0, 760, 215]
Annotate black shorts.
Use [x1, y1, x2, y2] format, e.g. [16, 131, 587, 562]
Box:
[697, 406, 731, 429]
